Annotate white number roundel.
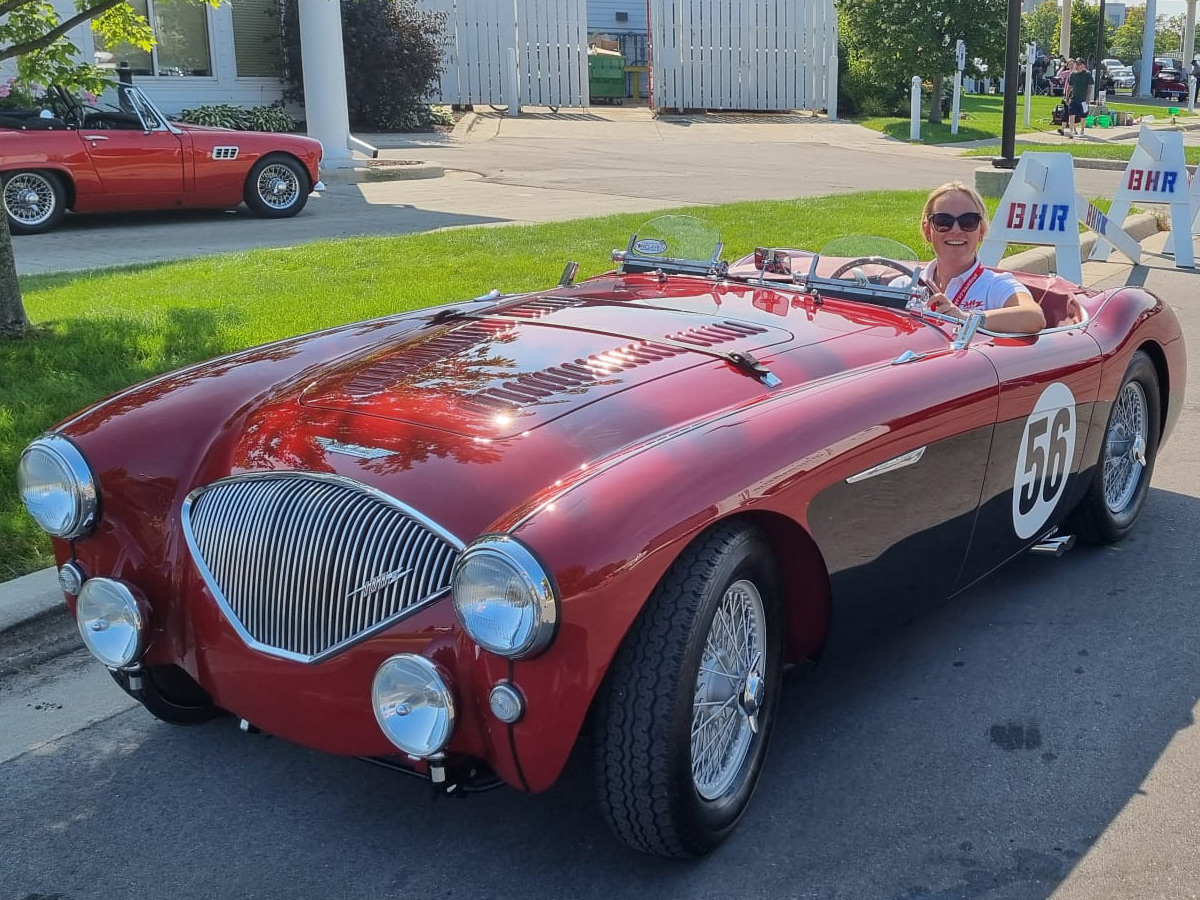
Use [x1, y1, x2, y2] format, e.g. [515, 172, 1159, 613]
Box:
[1012, 382, 1077, 539]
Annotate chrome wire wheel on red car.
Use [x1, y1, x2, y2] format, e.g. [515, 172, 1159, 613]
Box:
[594, 522, 783, 857]
[692, 579, 768, 801]
[244, 154, 310, 218]
[1070, 351, 1161, 543]
[3, 170, 66, 234]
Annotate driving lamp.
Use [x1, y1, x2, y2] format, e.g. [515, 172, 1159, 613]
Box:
[75, 578, 146, 668]
[371, 655, 456, 757]
[18, 435, 98, 539]
[451, 536, 558, 659]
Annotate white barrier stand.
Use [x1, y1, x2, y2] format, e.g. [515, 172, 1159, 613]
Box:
[1090, 126, 1193, 268]
[979, 152, 1141, 284]
[910, 76, 921, 141]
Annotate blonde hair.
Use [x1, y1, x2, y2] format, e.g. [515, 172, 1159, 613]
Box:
[921, 181, 989, 238]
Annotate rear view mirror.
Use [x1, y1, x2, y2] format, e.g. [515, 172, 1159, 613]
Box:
[753, 248, 792, 277]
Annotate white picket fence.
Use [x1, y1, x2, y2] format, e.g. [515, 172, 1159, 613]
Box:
[421, 0, 589, 109]
[648, 0, 837, 111]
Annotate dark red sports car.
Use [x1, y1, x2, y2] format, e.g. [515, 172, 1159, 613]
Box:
[17, 219, 1185, 856]
[0, 84, 322, 233]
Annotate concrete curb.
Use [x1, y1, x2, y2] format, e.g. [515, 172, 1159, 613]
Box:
[999, 212, 1163, 276]
[0, 567, 60, 636]
[319, 161, 445, 185]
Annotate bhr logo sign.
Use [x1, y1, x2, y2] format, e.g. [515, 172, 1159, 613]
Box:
[1004, 202, 1070, 232]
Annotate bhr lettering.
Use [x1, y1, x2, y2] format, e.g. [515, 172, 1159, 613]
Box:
[1126, 169, 1178, 192]
[1005, 203, 1069, 232]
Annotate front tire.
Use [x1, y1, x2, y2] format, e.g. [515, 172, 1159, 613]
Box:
[593, 522, 783, 857]
[1070, 350, 1161, 543]
[244, 154, 309, 218]
[3, 170, 67, 234]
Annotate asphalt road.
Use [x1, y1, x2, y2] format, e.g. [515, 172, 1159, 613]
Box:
[3, 114, 1200, 899]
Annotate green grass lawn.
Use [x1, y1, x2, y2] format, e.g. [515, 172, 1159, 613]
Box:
[0, 189, 1119, 579]
[959, 140, 1200, 164]
[854, 93, 1195, 144]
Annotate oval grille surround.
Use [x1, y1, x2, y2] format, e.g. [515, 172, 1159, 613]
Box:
[182, 473, 463, 663]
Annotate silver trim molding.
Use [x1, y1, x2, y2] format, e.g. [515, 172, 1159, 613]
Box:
[846, 446, 927, 484]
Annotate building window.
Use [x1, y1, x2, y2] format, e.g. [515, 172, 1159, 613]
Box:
[95, 0, 212, 77]
[233, 0, 284, 78]
[615, 11, 629, 22]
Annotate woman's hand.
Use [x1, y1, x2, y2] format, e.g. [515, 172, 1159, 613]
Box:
[926, 292, 966, 320]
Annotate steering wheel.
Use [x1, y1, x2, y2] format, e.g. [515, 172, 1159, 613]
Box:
[828, 256, 917, 281]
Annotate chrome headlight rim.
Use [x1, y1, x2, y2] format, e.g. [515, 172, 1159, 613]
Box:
[75, 578, 147, 669]
[371, 654, 456, 758]
[18, 434, 98, 539]
[451, 535, 559, 659]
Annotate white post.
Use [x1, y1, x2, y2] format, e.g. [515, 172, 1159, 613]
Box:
[1190, 76, 1198, 113]
[952, 39, 965, 135]
[506, 47, 521, 117]
[1184, 0, 1197, 82]
[297, 0, 352, 165]
[1024, 43, 1034, 127]
[910, 76, 922, 141]
[827, 53, 839, 121]
[1060, 0, 1073, 58]
[951, 71, 963, 133]
[1139, 0, 1159, 97]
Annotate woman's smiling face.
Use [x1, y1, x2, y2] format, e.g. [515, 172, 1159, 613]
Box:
[922, 189, 986, 271]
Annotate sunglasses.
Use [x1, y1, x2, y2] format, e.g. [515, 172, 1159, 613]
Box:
[928, 212, 984, 233]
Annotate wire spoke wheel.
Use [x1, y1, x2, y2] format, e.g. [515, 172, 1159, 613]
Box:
[1103, 380, 1149, 515]
[690, 578, 767, 801]
[4, 173, 58, 227]
[255, 164, 301, 211]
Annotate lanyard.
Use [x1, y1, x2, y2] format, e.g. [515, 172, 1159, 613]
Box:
[948, 264, 984, 306]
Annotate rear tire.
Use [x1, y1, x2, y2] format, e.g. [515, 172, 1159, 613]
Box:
[593, 522, 783, 857]
[3, 170, 66, 234]
[1069, 351, 1161, 543]
[244, 154, 309, 218]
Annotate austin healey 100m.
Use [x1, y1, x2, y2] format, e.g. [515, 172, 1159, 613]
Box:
[18, 218, 1184, 856]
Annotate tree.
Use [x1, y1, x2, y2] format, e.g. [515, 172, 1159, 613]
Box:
[0, 0, 166, 338]
[1022, 0, 1060, 60]
[1109, 6, 1178, 63]
[839, 0, 1008, 124]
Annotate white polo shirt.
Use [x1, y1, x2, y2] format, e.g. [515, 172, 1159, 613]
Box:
[924, 258, 1026, 313]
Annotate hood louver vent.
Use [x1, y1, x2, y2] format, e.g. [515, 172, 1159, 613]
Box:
[341, 321, 512, 397]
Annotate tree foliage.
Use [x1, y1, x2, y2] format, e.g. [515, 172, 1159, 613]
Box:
[1108, 6, 1177, 63]
[839, 0, 1008, 122]
[1021, 0, 1060, 59]
[282, 0, 446, 131]
[1050, 1, 1112, 61]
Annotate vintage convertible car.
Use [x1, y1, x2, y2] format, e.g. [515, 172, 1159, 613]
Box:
[18, 219, 1185, 857]
[0, 84, 322, 234]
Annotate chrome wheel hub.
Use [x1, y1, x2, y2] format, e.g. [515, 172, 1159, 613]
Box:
[691, 579, 767, 801]
[1103, 381, 1149, 514]
[4, 174, 55, 224]
[257, 165, 299, 209]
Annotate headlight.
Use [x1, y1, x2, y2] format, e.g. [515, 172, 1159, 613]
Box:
[371, 655, 455, 757]
[451, 536, 558, 658]
[17, 435, 98, 539]
[76, 578, 146, 668]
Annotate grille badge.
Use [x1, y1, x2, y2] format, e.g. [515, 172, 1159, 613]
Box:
[316, 436, 397, 459]
[346, 567, 414, 601]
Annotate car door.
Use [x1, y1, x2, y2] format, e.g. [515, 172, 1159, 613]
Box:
[78, 128, 184, 202]
[804, 346, 1000, 636]
[955, 328, 1102, 590]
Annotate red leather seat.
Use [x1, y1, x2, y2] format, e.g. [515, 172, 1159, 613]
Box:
[1008, 272, 1088, 328]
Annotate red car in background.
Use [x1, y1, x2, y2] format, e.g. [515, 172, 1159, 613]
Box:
[17, 220, 1186, 857]
[0, 84, 323, 234]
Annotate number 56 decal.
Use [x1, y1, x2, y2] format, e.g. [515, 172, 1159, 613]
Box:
[1013, 383, 1077, 539]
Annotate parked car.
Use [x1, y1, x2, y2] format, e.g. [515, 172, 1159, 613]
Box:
[0, 83, 323, 234]
[1109, 65, 1136, 90]
[18, 219, 1185, 857]
[1151, 67, 1190, 100]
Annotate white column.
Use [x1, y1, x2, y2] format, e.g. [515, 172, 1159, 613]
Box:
[1060, 0, 1073, 58]
[1184, 0, 1197, 74]
[298, 0, 353, 165]
[1138, 0, 1158, 97]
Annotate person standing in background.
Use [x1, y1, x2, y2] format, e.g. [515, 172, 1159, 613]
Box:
[1060, 59, 1094, 138]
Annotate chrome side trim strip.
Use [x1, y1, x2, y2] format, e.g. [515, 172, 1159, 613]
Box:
[845, 446, 927, 484]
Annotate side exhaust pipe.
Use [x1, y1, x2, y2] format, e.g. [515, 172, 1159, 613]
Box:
[1029, 534, 1076, 557]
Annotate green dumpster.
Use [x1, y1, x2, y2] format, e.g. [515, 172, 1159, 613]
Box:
[589, 51, 625, 103]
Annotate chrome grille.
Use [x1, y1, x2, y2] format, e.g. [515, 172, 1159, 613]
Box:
[182, 473, 463, 663]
